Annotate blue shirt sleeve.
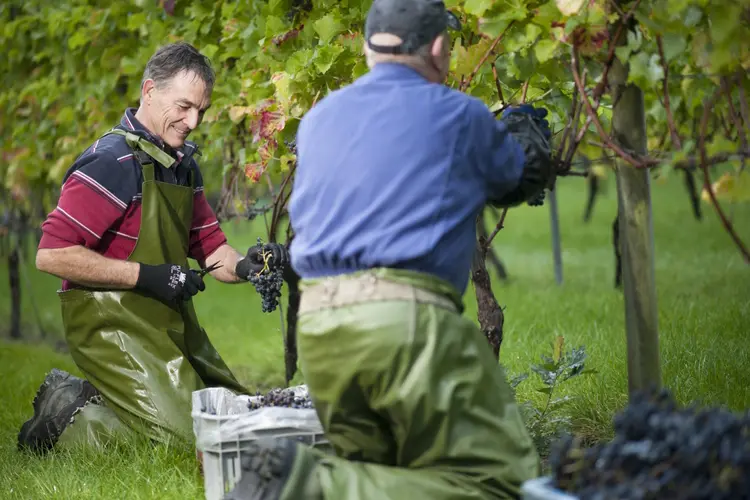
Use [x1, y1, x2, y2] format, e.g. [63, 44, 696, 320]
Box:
[467, 99, 525, 203]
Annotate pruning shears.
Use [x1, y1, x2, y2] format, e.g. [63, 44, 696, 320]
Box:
[195, 262, 223, 277]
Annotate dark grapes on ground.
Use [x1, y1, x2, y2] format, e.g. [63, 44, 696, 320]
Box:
[548, 387, 750, 500]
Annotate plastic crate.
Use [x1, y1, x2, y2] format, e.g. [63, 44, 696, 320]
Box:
[191, 386, 332, 500]
[521, 477, 579, 500]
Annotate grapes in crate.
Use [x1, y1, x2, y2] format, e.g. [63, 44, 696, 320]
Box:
[549, 387, 750, 499]
[248, 237, 285, 313]
[248, 387, 314, 411]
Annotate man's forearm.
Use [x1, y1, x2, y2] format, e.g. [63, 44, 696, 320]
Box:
[204, 243, 246, 283]
[36, 246, 140, 289]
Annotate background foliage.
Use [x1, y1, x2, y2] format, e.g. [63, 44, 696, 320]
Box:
[1, 3, 750, 491]
[2, 0, 750, 223]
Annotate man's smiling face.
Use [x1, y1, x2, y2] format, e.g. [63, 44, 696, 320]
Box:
[144, 69, 212, 149]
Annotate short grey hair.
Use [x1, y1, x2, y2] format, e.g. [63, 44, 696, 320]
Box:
[364, 42, 433, 68]
[140, 42, 215, 92]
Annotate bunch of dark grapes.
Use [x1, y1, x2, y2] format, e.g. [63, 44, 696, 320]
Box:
[527, 190, 546, 207]
[549, 387, 750, 500]
[248, 237, 285, 313]
[247, 388, 314, 411]
[284, 138, 297, 155]
[285, 0, 312, 22]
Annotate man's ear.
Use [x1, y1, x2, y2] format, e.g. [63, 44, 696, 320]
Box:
[141, 79, 156, 103]
[430, 34, 445, 60]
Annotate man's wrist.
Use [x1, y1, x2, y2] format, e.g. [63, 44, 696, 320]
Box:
[133, 262, 148, 290]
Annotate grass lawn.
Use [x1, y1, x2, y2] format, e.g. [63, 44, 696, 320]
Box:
[1, 172, 748, 499]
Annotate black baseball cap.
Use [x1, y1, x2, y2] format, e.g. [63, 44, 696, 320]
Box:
[365, 0, 462, 55]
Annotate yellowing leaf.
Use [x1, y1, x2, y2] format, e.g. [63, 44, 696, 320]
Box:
[701, 171, 750, 203]
[228, 106, 250, 123]
[272, 72, 293, 107]
[244, 162, 263, 183]
[592, 165, 609, 179]
[553, 335, 564, 363]
[258, 140, 277, 164]
[555, 0, 586, 16]
[279, 153, 296, 172]
[453, 38, 492, 77]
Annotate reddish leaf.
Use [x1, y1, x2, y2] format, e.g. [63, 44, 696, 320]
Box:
[161, 0, 175, 16]
[248, 99, 275, 142]
[259, 110, 286, 140]
[272, 29, 301, 46]
[257, 140, 278, 165]
[244, 163, 264, 183]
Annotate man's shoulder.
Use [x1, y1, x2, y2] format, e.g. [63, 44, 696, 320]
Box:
[300, 84, 353, 120]
[441, 87, 493, 116]
[61, 129, 140, 185]
[76, 129, 137, 164]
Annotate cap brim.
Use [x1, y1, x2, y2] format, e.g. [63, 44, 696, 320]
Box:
[446, 11, 462, 31]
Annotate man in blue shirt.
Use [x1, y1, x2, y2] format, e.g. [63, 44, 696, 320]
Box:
[226, 1, 553, 499]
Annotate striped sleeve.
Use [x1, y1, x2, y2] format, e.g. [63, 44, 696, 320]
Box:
[39, 151, 136, 250]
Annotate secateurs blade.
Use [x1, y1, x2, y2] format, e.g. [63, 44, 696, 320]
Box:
[196, 262, 223, 277]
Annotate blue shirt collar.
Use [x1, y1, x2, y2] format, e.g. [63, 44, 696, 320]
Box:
[368, 62, 430, 82]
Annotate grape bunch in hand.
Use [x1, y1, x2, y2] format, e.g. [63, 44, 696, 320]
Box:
[236, 237, 288, 313]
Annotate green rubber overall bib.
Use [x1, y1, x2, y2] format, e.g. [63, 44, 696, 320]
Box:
[56, 129, 247, 448]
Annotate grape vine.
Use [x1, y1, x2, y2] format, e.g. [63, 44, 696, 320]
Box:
[2, 0, 749, 367]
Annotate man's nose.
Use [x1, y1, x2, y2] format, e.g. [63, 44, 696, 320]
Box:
[185, 109, 200, 130]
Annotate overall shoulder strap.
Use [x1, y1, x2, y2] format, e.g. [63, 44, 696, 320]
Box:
[102, 129, 176, 170]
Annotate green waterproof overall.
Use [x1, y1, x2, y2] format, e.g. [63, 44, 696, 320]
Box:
[56, 130, 247, 449]
[279, 269, 541, 500]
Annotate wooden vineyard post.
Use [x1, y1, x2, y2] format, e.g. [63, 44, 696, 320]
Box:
[610, 16, 662, 395]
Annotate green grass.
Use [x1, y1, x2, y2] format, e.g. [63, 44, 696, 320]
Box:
[1, 173, 749, 498]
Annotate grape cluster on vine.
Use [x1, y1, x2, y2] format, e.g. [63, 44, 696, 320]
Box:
[248, 387, 314, 411]
[284, 138, 297, 155]
[285, 0, 312, 22]
[549, 387, 750, 499]
[527, 190, 546, 207]
[248, 237, 285, 313]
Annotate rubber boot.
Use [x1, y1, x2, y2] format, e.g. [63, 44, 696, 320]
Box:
[18, 368, 101, 454]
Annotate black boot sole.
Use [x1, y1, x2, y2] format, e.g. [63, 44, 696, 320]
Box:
[18, 369, 100, 454]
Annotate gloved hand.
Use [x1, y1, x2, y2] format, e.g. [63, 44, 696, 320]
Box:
[489, 104, 555, 208]
[135, 263, 206, 302]
[235, 242, 290, 280]
[502, 104, 551, 140]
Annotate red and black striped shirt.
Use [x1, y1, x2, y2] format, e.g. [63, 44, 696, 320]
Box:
[39, 108, 227, 290]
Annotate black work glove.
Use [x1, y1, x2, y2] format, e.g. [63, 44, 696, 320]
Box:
[235, 242, 290, 281]
[489, 105, 554, 208]
[135, 263, 206, 303]
[502, 104, 552, 140]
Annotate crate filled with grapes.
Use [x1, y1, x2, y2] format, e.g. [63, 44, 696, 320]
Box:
[521, 388, 750, 500]
[191, 385, 331, 500]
